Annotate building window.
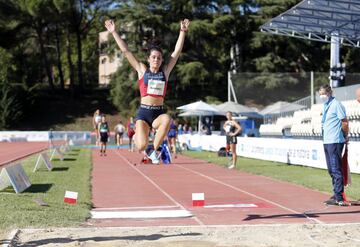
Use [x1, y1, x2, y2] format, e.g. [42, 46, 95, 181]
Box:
[101, 58, 107, 64]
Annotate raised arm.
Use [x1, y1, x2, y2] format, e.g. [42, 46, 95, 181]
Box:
[105, 20, 145, 75]
[164, 19, 190, 78]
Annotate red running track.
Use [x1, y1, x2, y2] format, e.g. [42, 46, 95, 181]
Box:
[0, 142, 49, 167]
[90, 149, 360, 227]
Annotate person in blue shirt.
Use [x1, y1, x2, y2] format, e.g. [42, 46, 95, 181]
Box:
[320, 84, 349, 206]
[167, 118, 178, 157]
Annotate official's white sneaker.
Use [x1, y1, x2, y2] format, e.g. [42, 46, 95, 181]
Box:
[148, 150, 161, 164]
[228, 164, 235, 169]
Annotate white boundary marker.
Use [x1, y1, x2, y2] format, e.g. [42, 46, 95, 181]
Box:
[0, 163, 31, 193]
[91, 209, 193, 219]
[175, 164, 324, 224]
[33, 153, 53, 172]
[192, 193, 205, 206]
[113, 150, 204, 225]
[50, 148, 64, 161]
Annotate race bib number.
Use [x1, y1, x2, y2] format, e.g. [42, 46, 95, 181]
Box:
[224, 125, 231, 133]
[147, 79, 165, 96]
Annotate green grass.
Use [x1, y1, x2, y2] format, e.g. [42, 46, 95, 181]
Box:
[0, 148, 92, 231]
[184, 151, 360, 200]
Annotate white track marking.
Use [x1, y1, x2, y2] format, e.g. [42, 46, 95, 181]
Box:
[91, 209, 192, 219]
[176, 164, 324, 224]
[113, 150, 204, 225]
[92, 205, 180, 211]
[204, 203, 258, 208]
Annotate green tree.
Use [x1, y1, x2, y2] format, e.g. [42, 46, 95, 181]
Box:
[109, 61, 139, 116]
[53, 0, 112, 91]
[0, 48, 22, 128]
[108, 0, 258, 113]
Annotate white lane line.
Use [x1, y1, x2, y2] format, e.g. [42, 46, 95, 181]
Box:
[176, 164, 323, 224]
[113, 150, 204, 225]
[204, 203, 258, 208]
[92, 205, 180, 211]
[91, 209, 193, 219]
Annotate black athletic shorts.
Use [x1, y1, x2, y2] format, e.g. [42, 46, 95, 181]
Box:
[100, 132, 108, 143]
[136, 104, 165, 127]
[226, 135, 237, 145]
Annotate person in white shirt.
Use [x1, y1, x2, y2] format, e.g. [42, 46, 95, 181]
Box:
[114, 120, 126, 147]
[93, 109, 102, 146]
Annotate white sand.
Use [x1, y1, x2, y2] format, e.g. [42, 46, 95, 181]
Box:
[13, 223, 360, 247]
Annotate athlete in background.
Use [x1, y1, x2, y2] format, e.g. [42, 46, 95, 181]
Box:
[223, 112, 242, 169]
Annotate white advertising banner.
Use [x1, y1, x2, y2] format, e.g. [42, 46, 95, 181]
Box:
[50, 131, 91, 143]
[178, 134, 225, 152]
[178, 134, 360, 174]
[0, 131, 49, 142]
[0, 131, 91, 143]
[348, 142, 360, 174]
[236, 138, 327, 169]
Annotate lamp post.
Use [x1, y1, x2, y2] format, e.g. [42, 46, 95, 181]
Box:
[329, 63, 346, 88]
[330, 32, 346, 88]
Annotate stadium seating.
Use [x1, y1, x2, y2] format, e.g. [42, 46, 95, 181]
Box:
[259, 100, 360, 139]
[349, 120, 360, 138]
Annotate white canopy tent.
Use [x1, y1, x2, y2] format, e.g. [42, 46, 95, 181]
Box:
[259, 101, 306, 115]
[215, 101, 263, 119]
[177, 101, 223, 133]
[215, 101, 256, 114]
[177, 100, 220, 112]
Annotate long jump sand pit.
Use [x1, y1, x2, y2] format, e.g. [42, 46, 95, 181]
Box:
[13, 223, 360, 247]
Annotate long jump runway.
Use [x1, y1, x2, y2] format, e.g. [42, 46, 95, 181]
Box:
[89, 149, 360, 227]
[0, 142, 48, 166]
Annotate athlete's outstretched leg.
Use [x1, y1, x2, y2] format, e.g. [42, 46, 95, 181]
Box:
[135, 120, 150, 151]
[152, 114, 171, 150]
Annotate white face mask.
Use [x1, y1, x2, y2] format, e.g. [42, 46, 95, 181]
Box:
[319, 94, 329, 103]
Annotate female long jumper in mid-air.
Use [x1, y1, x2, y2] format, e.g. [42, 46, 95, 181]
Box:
[104, 18, 190, 164]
